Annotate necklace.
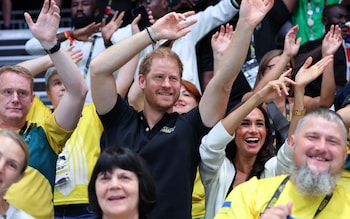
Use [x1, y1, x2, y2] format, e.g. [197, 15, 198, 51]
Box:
[307, 0, 329, 41]
[307, 0, 315, 40]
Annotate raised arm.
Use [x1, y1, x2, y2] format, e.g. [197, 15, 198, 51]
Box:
[211, 23, 234, 73]
[223, 72, 294, 134]
[90, 11, 197, 115]
[101, 11, 125, 47]
[254, 25, 300, 93]
[303, 25, 342, 110]
[17, 46, 82, 77]
[24, 0, 88, 130]
[200, 73, 294, 185]
[199, 0, 273, 127]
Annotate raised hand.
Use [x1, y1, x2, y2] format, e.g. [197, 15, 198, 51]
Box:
[239, 0, 274, 27]
[101, 11, 124, 45]
[73, 22, 102, 42]
[295, 55, 334, 88]
[322, 24, 343, 57]
[284, 25, 301, 57]
[64, 46, 83, 64]
[24, 0, 59, 47]
[152, 11, 197, 40]
[257, 70, 295, 102]
[211, 23, 234, 57]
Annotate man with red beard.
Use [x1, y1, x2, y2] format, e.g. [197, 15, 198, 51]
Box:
[214, 108, 350, 219]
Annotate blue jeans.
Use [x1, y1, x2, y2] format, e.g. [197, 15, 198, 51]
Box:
[54, 204, 98, 219]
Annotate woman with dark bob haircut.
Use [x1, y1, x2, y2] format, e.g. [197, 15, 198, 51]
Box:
[88, 147, 156, 219]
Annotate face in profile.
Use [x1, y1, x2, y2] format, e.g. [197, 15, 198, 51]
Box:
[95, 167, 140, 218]
[0, 135, 26, 196]
[290, 116, 347, 175]
[234, 108, 267, 157]
[173, 85, 199, 114]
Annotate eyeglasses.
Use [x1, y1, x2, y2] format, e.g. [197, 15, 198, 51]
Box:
[264, 64, 292, 72]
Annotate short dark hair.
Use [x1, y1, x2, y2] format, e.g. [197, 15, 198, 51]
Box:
[88, 147, 157, 218]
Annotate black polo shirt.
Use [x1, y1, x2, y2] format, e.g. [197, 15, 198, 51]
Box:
[99, 95, 210, 219]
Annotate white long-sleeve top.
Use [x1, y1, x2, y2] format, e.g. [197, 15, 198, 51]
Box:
[199, 121, 292, 219]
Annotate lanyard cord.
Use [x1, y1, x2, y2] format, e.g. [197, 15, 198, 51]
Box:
[83, 35, 97, 79]
[263, 175, 333, 218]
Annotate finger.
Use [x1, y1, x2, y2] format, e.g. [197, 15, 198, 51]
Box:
[284, 77, 296, 86]
[101, 18, 106, 27]
[179, 18, 197, 31]
[181, 11, 196, 18]
[211, 31, 219, 41]
[24, 12, 34, 27]
[280, 83, 289, 96]
[132, 14, 141, 25]
[301, 56, 313, 69]
[43, 0, 50, 13]
[279, 69, 291, 79]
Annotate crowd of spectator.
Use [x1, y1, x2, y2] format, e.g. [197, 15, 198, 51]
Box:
[1, 0, 350, 219]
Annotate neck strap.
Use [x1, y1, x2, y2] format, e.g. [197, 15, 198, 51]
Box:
[263, 175, 333, 218]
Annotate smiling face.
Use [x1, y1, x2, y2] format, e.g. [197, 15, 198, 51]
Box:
[234, 108, 268, 157]
[0, 72, 34, 126]
[290, 116, 347, 175]
[173, 85, 199, 114]
[95, 167, 139, 219]
[139, 56, 181, 112]
[0, 135, 25, 197]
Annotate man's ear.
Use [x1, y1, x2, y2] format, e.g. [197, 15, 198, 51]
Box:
[288, 134, 295, 150]
[161, 0, 170, 9]
[138, 74, 146, 89]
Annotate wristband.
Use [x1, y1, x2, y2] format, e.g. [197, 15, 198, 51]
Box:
[44, 41, 61, 54]
[231, 0, 240, 9]
[64, 31, 74, 44]
[146, 27, 157, 44]
[293, 109, 306, 116]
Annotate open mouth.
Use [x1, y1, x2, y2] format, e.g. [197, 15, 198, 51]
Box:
[245, 137, 259, 143]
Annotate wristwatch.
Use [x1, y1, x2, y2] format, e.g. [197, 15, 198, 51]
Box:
[44, 41, 61, 54]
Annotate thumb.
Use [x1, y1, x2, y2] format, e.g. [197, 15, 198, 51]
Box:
[301, 56, 313, 69]
[101, 18, 106, 27]
[287, 201, 293, 214]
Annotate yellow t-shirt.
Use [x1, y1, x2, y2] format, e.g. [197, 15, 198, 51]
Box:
[192, 169, 205, 218]
[5, 113, 72, 219]
[215, 175, 350, 219]
[54, 103, 103, 205]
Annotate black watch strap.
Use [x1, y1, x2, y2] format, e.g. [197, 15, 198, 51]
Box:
[44, 41, 61, 54]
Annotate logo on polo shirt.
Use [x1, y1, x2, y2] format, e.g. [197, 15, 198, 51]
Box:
[160, 126, 175, 134]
